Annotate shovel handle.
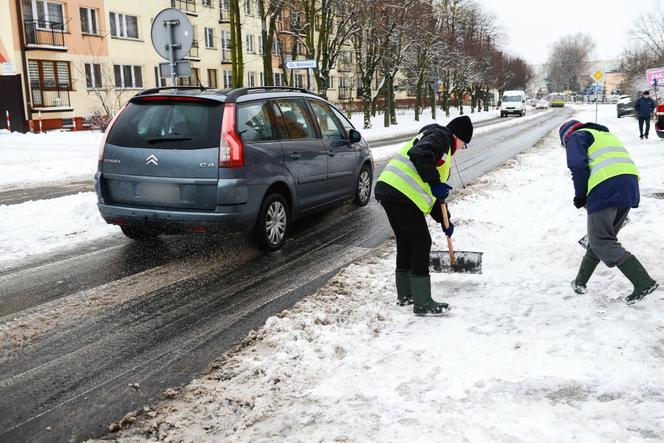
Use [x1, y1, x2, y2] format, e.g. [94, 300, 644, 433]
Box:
[441, 202, 457, 266]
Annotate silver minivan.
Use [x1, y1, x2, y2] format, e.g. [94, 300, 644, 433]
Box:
[95, 87, 374, 250]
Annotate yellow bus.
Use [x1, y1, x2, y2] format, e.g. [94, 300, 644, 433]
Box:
[548, 93, 566, 107]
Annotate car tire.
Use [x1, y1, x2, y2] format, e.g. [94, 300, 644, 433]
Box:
[255, 193, 289, 251]
[354, 164, 372, 206]
[500, 112, 505, 118]
[120, 226, 161, 241]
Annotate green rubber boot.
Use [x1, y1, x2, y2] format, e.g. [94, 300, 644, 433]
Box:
[395, 269, 413, 306]
[618, 256, 659, 304]
[571, 256, 600, 294]
[410, 274, 450, 315]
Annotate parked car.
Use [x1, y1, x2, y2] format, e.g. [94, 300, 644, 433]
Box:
[95, 86, 374, 250]
[536, 99, 549, 109]
[616, 95, 635, 118]
[500, 90, 527, 117]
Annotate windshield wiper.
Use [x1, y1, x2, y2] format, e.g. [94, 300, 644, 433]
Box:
[146, 136, 193, 144]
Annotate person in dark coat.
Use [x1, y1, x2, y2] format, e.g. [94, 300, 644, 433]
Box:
[560, 119, 658, 304]
[634, 90, 655, 139]
[375, 116, 473, 315]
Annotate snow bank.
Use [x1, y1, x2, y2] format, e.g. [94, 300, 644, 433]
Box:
[0, 130, 102, 190]
[100, 104, 664, 441]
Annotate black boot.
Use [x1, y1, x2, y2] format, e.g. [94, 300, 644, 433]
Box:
[410, 274, 450, 315]
[571, 256, 600, 294]
[395, 269, 413, 306]
[618, 256, 659, 304]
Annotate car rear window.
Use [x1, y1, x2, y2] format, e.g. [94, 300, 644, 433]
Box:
[106, 100, 223, 149]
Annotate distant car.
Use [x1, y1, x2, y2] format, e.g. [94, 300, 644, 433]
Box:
[536, 100, 549, 109]
[616, 95, 635, 118]
[95, 86, 374, 250]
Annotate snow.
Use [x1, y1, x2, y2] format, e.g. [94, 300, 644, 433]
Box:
[0, 130, 102, 191]
[100, 104, 664, 442]
[0, 192, 117, 266]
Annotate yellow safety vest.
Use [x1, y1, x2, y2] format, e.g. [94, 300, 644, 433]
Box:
[377, 133, 451, 214]
[578, 128, 640, 194]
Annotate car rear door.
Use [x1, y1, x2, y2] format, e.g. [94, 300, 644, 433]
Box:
[100, 96, 222, 211]
[273, 98, 328, 210]
[307, 99, 357, 201]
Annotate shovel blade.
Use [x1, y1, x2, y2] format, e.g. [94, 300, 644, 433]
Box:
[430, 250, 483, 274]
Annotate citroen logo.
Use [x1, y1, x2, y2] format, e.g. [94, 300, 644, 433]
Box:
[146, 154, 159, 166]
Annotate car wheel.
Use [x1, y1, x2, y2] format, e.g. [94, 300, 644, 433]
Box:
[354, 164, 372, 206]
[255, 193, 289, 251]
[120, 226, 160, 241]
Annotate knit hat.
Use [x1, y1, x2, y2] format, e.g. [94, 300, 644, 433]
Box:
[446, 115, 473, 144]
[643, 90, 650, 95]
[559, 119, 583, 146]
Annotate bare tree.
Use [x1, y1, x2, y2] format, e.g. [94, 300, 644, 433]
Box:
[546, 33, 595, 92]
[257, 0, 285, 87]
[620, 1, 664, 92]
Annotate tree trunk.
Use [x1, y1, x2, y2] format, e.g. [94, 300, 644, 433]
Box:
[414, 72, 424, 121]
[362, 80, 372, 129]
[383, 76, 390, 128]
[230, 0, 243, 87]
[430, 83, 436, 120]
[389, 75, 397, 125]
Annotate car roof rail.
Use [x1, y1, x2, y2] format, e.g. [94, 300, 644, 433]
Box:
[134, 86, 207, 96]
[224, 86, 311, 102]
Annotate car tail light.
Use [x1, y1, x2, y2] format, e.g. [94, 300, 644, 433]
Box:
[219, 102, 244, 168]
[98, 104, 126, 162]
[190, 225, 209, 233]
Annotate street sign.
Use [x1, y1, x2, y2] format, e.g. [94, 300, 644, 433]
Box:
[591, 70, 605, 82]
[159, 61, 192, 78]
[646, 67, 664, 86]
[151, 8, 193, 87]
[285, 59, 317, 69]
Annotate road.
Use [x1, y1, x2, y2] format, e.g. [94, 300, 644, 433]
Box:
[0, 108, 572, 442]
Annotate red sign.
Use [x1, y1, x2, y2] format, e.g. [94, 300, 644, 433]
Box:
[646, 67, 664, 86]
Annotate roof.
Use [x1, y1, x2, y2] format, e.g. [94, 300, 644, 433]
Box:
[132, 86, 319, 103]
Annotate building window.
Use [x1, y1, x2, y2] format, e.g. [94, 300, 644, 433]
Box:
[109, 12, 139, 39]
[221, 30, 232, 62]
[114, 64, 143, 88]
[257, 37, 263, 55]
[271, 40, 279, 55]
[245, 34, 254, 53]
[29, 59, 72, 90]
[204, 27, 214, 48]
[154, 66, 167, 87]
[223, 70, 232, 88]
[208, 69, 218, 88]
[247, 71, 256, 87]
[327, 76, 334, 89]
[203, 0, 213, 7]
[260, 72, 264, 87]
[274, 72, 283, 86]
[84, 63, 102, 88]
[243, 0, 252, 15]
[80, 7, 99, 35]
[35, 1, 65, 29]
[294, 74, 303, 89]
[177, 67, 199, 87]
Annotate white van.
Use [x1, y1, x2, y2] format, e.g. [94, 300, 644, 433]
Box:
[500, 90, 527, 117]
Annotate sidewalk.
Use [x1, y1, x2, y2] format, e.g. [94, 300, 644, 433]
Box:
[101, 104, 664, 442]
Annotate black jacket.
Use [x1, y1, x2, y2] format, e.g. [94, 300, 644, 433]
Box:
[375, 124, 453, 223]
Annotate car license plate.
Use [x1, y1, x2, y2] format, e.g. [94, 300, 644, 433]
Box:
[136, 183, 180, 203]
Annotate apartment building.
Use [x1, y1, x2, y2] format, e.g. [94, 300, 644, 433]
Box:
[0, 0, 370, 132]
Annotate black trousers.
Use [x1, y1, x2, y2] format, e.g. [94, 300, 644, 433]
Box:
[381, 200, 431, 276]
[638, 117, 650, 137]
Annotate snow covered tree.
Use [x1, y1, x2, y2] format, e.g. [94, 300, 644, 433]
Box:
[546, 33, 595, 92]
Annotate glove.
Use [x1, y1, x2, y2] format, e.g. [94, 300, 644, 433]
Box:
[442, 221, 454, 237]
[573, 196, 587, 209]
[430, 183, 452, 199]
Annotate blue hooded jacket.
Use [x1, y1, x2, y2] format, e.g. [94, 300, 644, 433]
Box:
[634, 96, 655, 118]
[565, 122, 640, 214]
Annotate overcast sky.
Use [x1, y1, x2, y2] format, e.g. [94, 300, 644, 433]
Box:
[479, 0, 653, 65]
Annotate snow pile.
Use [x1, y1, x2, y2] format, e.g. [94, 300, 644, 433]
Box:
[0, 130, 102, 190]
[101, 105, 664, 442]
[0, 192, 117, 266]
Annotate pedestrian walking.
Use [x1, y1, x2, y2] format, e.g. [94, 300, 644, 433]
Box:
[560, 120, 658, 304]
[375, 116, 473, 315]
[634, 90, 655, 139]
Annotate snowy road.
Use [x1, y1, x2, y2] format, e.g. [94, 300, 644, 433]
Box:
[0, 108, 570, 442]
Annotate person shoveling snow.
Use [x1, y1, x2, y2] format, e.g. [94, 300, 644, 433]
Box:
[560, 119, 659, 304]
[374, 116, 479, 315]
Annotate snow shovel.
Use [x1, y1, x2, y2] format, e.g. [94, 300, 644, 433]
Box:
[578, 217, 630, 249]
[430, 202, 483, 274]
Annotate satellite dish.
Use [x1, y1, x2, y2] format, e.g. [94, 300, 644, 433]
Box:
[151, 8, 194, 62]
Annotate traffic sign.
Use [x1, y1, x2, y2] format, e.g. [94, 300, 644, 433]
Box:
[646, 67, 664, 86]
[591, 70, 605, 82]
[285, 59, 317, 69]
[151, 8, 194, 62]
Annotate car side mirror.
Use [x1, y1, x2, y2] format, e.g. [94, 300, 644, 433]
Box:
[349, 129, 362, 143]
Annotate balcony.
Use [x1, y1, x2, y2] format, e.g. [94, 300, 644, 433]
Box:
[31, 89, 71, 110]
[23, 20, 67, 50]
[171, 0, 196, 15]
[185, 40, 200, 60]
